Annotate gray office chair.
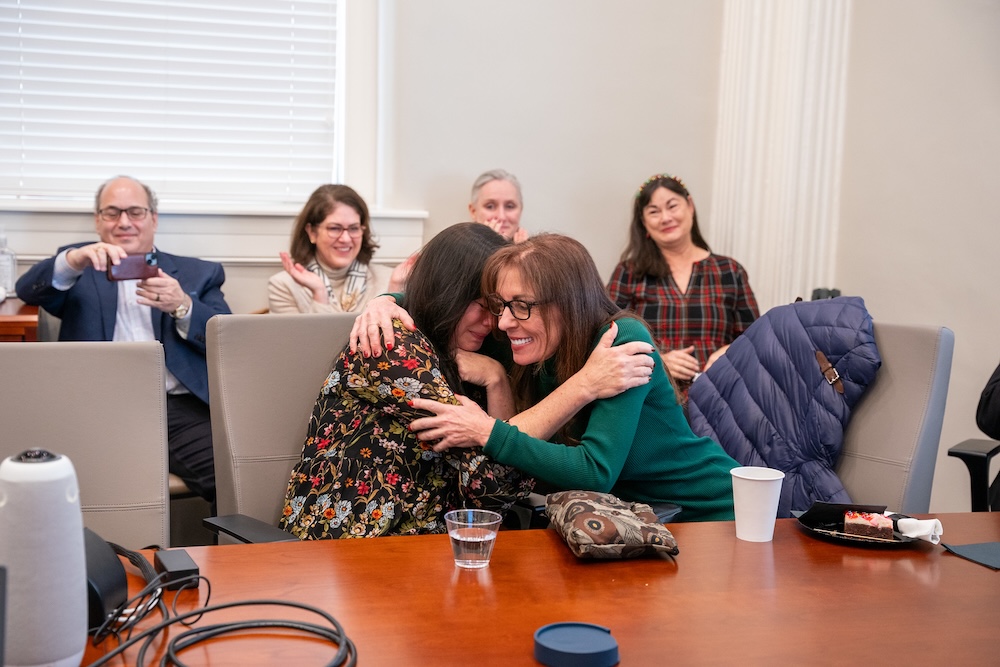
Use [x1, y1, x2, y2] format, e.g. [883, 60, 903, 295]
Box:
[0, 341, 171, 548]
[35, 307, 62, 342]
[34, 308, 210, 543]
[834, 323, 954, 513]
[205, 313, 357, 542]
[688, 320, 953, 516]
[947, 439, 1000, 511]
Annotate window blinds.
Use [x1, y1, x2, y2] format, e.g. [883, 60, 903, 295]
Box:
[0, 0, 339, 207]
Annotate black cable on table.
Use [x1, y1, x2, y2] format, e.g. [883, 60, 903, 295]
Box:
[163, 618, 358, 667]
[87, 598, 356, 667]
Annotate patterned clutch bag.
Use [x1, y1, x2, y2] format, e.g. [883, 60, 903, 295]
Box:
[545, 490, 680, 560]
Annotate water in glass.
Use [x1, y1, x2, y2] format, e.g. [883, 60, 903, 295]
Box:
[445, 509, 502, 569]
[449, 526, 498, 569]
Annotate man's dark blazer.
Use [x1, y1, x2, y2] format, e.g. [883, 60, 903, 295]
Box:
[16, 243, 231, 404]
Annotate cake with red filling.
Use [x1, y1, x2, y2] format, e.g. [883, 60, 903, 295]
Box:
[843, 510, 894, 539]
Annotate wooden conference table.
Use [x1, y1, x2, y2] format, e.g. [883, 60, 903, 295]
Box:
[83, 513, 1000, 666]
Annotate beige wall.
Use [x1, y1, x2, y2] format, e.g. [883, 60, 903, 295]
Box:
[384, 0, 725, 279]
[838, 0, 1000, 511]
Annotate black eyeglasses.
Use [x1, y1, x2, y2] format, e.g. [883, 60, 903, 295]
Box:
[485, 294, 543, 321]
[98, 206, 150, 222]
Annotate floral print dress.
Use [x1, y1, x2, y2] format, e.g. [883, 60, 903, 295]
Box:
[280, 320, 533, 539]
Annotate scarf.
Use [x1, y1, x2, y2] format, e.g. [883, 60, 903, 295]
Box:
[306, 258, 368, 312]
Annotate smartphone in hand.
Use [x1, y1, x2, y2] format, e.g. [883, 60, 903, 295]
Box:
[107, 252, 159, 281]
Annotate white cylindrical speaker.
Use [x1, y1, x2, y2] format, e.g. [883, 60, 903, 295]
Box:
[0, 450, 87, 667]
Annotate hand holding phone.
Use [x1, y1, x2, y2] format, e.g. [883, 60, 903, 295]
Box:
[107, 253, 159, 281]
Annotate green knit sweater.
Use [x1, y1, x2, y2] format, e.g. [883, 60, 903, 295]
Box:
[485, 317, 737, 522]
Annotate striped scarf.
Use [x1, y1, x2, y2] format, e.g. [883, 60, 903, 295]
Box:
[307, 258, 368, 312]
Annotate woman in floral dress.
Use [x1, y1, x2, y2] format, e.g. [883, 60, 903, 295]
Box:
[280, 223, 532, 538]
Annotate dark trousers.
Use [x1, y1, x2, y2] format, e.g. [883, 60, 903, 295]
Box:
[167, 393, 216, 505]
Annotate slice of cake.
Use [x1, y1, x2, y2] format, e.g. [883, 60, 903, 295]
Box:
[843, 510, 894, 540]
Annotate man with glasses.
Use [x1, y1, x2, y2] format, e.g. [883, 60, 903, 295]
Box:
[16, 176, 231, 504]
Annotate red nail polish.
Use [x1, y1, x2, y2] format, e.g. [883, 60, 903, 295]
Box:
[386, 342, 393, 350]
[407, 400, 413, 407]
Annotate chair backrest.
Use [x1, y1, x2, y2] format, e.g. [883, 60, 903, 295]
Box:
[836, 323, 954, 514]
[0, 341, 170, 548]
[36, 309, 61, 341]
[207, 313, 356, 524]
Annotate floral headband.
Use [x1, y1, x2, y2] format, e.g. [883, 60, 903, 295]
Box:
[635, 173, 687, 198]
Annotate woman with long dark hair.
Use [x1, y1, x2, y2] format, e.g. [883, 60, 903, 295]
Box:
[280, 223, 522, 539]
[608, 173, 759, 401]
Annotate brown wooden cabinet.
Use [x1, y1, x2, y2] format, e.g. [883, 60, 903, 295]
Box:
[0, 298, 38, 341]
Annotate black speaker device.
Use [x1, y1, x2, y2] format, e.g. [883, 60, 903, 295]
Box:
[84, 527, 128, 629]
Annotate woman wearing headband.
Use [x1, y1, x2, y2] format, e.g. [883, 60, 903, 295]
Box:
[607, 174, 759, 401]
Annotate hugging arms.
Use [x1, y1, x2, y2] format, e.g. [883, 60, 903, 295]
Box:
[351, 294, 656, 446]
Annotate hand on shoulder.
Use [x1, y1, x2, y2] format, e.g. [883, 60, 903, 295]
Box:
[349, 294, 415, 357]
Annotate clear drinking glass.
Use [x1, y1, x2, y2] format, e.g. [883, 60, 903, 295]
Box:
[444, 509, 502, 569]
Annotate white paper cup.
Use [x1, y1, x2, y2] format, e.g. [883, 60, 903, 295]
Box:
[730, 466, 785, 542]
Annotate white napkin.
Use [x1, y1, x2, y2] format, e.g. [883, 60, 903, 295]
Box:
[889, 513, 943, 544]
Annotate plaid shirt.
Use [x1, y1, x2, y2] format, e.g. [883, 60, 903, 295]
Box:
[607, 254, 759, 374]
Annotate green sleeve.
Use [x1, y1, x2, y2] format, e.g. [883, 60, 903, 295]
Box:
[484, 319, 653, 491]
[384, 291, 405, 305]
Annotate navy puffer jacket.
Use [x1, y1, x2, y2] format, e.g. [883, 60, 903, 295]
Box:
[687, 296, 881, 517]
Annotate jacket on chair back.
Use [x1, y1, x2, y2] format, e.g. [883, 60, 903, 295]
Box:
[686, 296, 881, 517]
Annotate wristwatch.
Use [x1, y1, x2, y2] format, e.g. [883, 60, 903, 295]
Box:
[171, 299, 191, 319]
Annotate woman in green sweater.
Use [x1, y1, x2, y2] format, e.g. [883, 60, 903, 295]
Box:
[408, 233, 737, 522]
